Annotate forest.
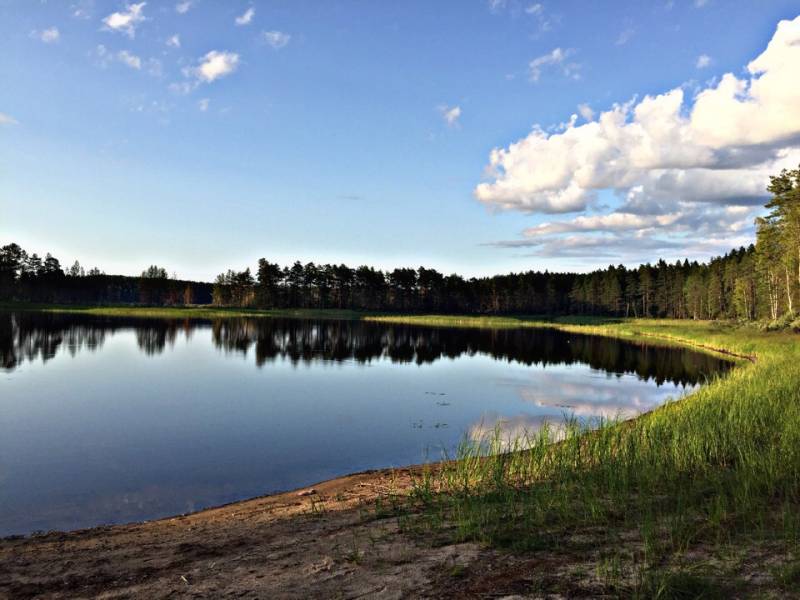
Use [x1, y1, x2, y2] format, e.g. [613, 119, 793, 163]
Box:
[2, 166, 798, 323]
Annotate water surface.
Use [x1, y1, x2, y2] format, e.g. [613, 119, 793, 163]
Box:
[0, 312, 731, 536]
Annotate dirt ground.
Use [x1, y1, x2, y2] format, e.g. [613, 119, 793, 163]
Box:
[0, 466, 792, 599]
[0, 468, 536, 599]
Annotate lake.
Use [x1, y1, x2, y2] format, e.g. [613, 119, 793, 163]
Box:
[0, 312, 731, 536]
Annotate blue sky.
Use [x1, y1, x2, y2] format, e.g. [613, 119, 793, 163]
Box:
[2, 1, 800, 281]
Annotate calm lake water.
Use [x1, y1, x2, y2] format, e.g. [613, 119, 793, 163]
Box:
[0, 312, 731, 536]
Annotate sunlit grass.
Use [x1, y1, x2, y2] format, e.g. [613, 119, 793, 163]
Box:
[0, 303, 363, 320]
[370, 316, 800, 594]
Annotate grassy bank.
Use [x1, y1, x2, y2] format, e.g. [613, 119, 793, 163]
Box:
[364, 316, 800, 596]
[0, 303, 363, 321]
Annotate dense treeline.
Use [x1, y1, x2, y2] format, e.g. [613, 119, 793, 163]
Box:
[207, 166, 798, 322]
[0, 251, 212, 305]
[2, 166, 798, 322]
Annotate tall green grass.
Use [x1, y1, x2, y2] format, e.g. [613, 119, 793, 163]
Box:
[374, 317, 800, 593]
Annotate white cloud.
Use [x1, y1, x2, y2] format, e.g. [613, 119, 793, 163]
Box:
[175, 1, 193, 14]
[696, 54, 711, 68]
[262, 30, 291, 49]
[235, 7, 255, 26]
[117, 50, 141, 70]
[167, 34, 180, 48]
[31, 27, 60, 43]
[102, 2, 146, 38]
[198, 98, 210, 112]
[438, 105, 462, 127]
[529, 47, 579, 82]
[694, 0, 709, 7]
[183, 50, 239, 86]
[0, 112, 19, 126]
[478, 15, 800, 261]
[525, 3, 543, 15]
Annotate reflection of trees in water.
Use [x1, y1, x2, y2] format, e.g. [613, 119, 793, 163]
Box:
[210, 318, 731, 386]
[136, 326, 179, 356]
[0, 313, 731, 386]
[0, 312, 109, 370]
[0, 313, 188, 368]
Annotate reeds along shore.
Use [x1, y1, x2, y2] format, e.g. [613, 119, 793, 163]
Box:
[368, 317, 800, 595]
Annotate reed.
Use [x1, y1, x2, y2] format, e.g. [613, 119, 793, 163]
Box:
[372, 317, 800, 594]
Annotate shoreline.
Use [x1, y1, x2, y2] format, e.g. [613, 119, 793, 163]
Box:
[2, 312, 797, 597]
[1, 309, 755, 543]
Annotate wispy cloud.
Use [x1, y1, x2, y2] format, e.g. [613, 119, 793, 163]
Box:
[262, 30, 291, 49]
[529, 47, 579, 82]
[198, 98, 210, 112]
[235, 7, 255, 26]
[615, 26, 635, 46]
[117, 50, 141, 70]
[577, 103, 594, 121]
[102, 2, 146, 38]
[71, 0, 93, 19]
[93, 45, 159, 76]
[438, 104, 462, 127]
[696, 54, 712, 68]
[525, 3, 543, 15]
[31, 27, 60, 43]
[166, 34, 180, 48]
[0, 112, 19, 126]
[175, 1, 193, 14]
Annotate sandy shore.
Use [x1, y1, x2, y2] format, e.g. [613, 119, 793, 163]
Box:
[0, 466, 537, 599]
[1, 463, 788, 599]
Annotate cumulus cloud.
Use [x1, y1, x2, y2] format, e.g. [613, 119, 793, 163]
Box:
[175, 1, 193, 14]
[439, 104, 462, 127]
[173, 51, 239, 92]
[102, 2, 146, 38]
[31, 27, 60, 43]
[0, 112, 19, 126]
[235, 7, 255, 26]
[696, 54, 711, 68]
[262, 30, 291, 49]
[477, 15, 800, 261]
[528, 47, 579, 82]
[166, 34, 180, 48]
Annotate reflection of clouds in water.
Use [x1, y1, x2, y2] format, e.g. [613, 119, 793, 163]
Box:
[511, 368, 694, 420]
[471, 369, 697, 449]
[469, 413, 567, 448]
